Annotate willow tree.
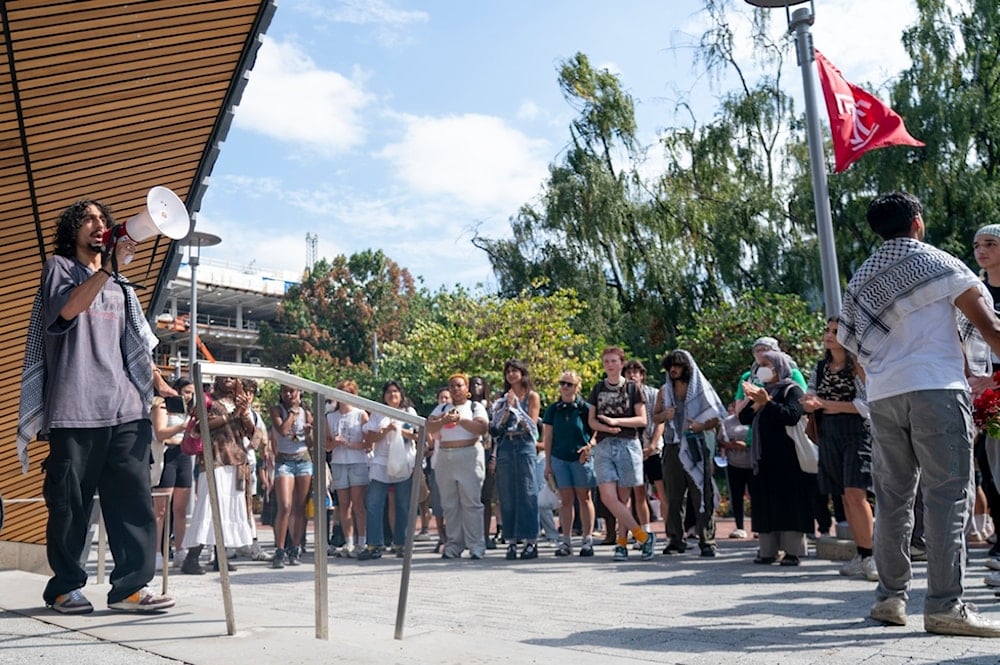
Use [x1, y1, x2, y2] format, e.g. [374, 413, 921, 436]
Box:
[810, 0, 1000, 277]
[476, 52, 717, 361]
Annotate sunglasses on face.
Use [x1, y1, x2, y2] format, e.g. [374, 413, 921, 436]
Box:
[559, 381, 575, 388]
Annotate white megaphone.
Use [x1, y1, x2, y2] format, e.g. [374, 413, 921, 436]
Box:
[104, 186, 190, 264]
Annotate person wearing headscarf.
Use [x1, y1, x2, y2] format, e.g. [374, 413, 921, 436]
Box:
[738, 351, 816, 567]
[653, 349, 727, 557]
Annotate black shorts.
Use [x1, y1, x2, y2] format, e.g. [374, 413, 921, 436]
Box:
[817, 414, 872, 496]
[643, 451, 663, 483]
[156, 446, 193, 489]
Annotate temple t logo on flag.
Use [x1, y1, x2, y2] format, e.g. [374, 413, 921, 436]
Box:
[814, 49, 924, 172]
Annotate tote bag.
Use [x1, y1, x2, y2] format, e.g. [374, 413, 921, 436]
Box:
[783, 385, 818, 474]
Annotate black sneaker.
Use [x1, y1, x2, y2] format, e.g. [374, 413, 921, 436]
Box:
[663, 542, 686, 555]
[521, 543, 538, 559]
[287, 545, 301, 566]
[640, 532, 656, 561]
[357, 546, 382, 561]
[700, 545, 717, 558]
[182, 556, 206, 575]
[555, 541, 571, 557]
[505, 544, 518, 560]
[271, 548, 286, 569]
[579, 543, 594, 557]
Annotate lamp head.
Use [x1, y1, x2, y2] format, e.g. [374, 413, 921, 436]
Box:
[743, 0, 809, 6]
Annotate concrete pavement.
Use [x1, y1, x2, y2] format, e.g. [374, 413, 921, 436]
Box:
[3, 530, 1000, 664]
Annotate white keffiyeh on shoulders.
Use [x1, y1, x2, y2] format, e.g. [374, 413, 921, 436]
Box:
[838, 237, 985, 361]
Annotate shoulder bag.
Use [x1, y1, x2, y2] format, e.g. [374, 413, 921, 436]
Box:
[783, 385, 818, 474]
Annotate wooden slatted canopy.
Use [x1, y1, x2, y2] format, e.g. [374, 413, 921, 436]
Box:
[0, 0, 275, 545]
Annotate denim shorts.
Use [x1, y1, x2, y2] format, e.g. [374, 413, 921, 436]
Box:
[592, 436, 643, 487]
[549, 455, 596, 489]
[330, 462, 370, 490]
[275, 456, 313, 478]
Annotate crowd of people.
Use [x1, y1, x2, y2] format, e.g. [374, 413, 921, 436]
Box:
[17, 191, 1000, 638]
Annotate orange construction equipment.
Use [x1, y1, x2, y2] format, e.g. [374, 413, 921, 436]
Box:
[195, 334, 216, 362]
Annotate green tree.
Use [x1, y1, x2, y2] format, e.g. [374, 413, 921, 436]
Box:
[475, 52, 672, 358]
[379, 287, 607, 411]
[815, 0, 1000, 277]
[258, 250, 417, 371]
[674, 289, 825, 402]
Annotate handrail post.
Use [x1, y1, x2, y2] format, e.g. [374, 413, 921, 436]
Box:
[312, 393, 329, 640]
[193, 362, 237, 635]
[394, 426, 426, 639]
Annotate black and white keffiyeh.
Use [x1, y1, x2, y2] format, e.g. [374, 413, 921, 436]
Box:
[16, 275, 157, 473]
[838, 238, 985, 361]
[660, 350, 727, 515]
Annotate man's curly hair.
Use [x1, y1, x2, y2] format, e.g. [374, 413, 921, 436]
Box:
[53, 199, 115, 258]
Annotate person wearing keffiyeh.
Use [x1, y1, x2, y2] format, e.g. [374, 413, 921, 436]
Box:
[17, 199, 176, 616]
[838, 191, 1000, 637]
[653, 349, 727, 557]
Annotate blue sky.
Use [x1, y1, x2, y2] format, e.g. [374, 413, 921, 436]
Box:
[192, 0, 925, 290]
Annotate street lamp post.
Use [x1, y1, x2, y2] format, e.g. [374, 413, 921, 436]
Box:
[744, 0, 841, 316]
[186, 231, 222, 376]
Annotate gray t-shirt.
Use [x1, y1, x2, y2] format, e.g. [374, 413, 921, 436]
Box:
[42, 255, 145, 430]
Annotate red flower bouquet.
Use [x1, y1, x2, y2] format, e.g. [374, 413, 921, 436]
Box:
[973, 372, 1000, 439]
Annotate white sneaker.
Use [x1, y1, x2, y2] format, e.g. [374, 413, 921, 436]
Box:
[108, 587, 175, 613]
[859, 555, 879, 581]
[870, 597, 906, 626]
[984, 571, 1000, 587]
[729, 529, 748, 539]
[154, 552, 163, 571]
[925, 603, 1000, 637]
[840, 554, 879, 581]
[172, 549, 186, 568]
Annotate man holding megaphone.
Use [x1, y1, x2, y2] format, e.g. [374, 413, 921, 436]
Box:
[16, 195, 181, 615]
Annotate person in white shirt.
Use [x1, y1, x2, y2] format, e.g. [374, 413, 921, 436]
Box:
[838, 191, 1000, 637]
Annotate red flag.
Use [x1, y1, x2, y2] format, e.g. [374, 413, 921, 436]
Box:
[814, 49, 924, 172]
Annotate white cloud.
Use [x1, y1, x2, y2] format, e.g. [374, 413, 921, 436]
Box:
[235, 37, 374, 155]
[597, 61, 623, 77]
[291, 0, 428, 47]
[516, 100, 541, 122]
[377, 113, 550, 211]
[295, 0, 428, 26]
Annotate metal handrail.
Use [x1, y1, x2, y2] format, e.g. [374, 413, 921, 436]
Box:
[192, 361, 427, 641]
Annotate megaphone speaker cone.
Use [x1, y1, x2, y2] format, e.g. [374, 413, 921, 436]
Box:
[121, 186, 190, 243]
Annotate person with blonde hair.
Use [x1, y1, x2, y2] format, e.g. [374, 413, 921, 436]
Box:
[543, 370, 597, 556]
[588, 346, 655, 562]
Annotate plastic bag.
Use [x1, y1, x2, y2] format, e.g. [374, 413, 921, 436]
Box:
[538, 479, 562, 510]
[386, 428, 411, 481]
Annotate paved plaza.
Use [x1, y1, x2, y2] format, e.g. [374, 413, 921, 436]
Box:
[3, 522, 1000, 664]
